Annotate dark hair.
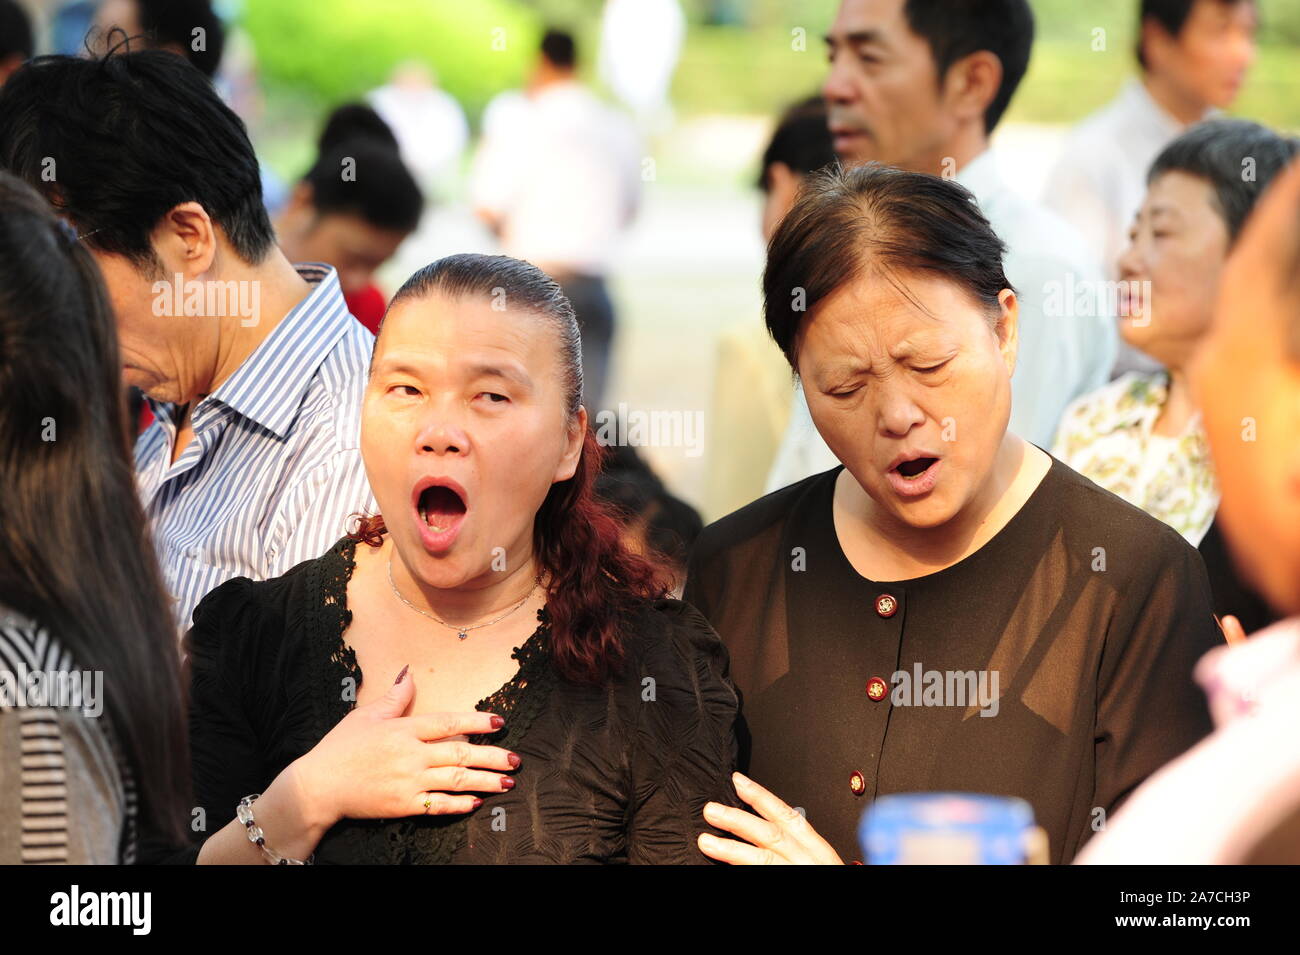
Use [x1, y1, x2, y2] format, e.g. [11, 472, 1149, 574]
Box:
[353, 254, 670, 685]
[1149, 118, 1299, 243]
[1137, 0, 1253, 70]
[0, 0, 33, 64]
[134, 0, 226, 78]
[764, 162, 1012, 367]
[903, 0, 1034, 134]
[0, 51, 274, 271]
[303, 139, 424, 234]
[758, 95, 836, 191]
[318, 102, 401, 153]
[0, 172, 190, 848]
[540, 29, 576, 69]
[594, 443, 704, 578]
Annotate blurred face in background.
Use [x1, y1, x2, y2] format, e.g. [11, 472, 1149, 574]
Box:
[1117, 170, 1230, 371]
[822, 0, 956, 172]
[760, 162, 804, 241]
[277, 189, 408, 296]
[1190, 161, 1300, 615]
[362, 292, 585, 593]
[796, 268, 1018, 531]
[1145, 0, 1257, 109]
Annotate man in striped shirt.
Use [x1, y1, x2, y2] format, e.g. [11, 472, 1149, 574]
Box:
[0, 51, 379, 636]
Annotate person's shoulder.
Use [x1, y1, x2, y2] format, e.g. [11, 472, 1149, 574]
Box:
[693, 467, 837, 565]
[1058, 372, 1157, 433]
[186, 536, 354, 661]
[994, 188, 1103, 280]
[1047, 455, 1201, 567]
[616, 598, 731, 681]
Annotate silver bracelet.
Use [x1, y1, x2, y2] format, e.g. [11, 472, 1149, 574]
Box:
[236, 794, 315, 865]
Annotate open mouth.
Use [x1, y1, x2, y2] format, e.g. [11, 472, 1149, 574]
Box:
[417, 485, 467, 533]
[894, 457, 938, 480]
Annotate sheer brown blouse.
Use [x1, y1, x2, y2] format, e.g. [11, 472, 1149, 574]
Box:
[683, 457, 1220, 864]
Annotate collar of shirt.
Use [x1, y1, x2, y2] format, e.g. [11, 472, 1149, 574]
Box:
[146, 263, 352, 440]
[954, 148, 1002, 205]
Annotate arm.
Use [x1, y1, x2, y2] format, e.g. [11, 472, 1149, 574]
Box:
[626, 604, 744, 864]
[1082, 538, 1221, 858]
[181, 577, 330, 864]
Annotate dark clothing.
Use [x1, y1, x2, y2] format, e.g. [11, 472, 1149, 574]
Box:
[169, 535, 741, 864]
[683, 457, 1220, 864]
[556, 272, 615, 412]
[1198, 517, 1280, 637]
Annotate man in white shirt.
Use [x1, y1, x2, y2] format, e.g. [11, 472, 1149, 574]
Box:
[471, 29, 641, 413]
[766, 0, 1115, 491]
[1043, 0, 1257, 280]
[1042, 0, 1256, 378]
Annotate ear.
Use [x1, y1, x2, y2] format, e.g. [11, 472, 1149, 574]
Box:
[554, 404, 588, 484]
[151, 201, 218, 278]
[942, 50, 1002, 127]
[1140, 18, 1176, 72]
[994, 287, 1019, 378]
[284, 180, 315, 216]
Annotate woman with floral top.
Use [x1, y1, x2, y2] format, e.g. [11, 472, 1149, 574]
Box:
[1053, 119, 1297, 632]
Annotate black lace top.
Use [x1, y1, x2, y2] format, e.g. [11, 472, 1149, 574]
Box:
[167, 536, 742, 864]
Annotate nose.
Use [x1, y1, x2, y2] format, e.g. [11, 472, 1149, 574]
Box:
[414, 401, 470, 457]
[1117, 230, 1145, 282]
[877, 380, 926, 438]
[823, 51, 856, 104]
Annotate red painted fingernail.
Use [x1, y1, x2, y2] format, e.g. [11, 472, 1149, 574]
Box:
[471, 797, 483, 810]
[489, 715, 505, 729]
[507, 752, 521, 769]
[500, 776, 515, 790]
[394, 664, 409, 685]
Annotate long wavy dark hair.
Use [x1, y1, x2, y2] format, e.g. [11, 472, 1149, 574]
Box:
[0, 173, 191, 847]
[351, 254, 670, 685]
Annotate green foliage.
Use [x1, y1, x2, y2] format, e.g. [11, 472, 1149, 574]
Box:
[243, 0, 540, 119]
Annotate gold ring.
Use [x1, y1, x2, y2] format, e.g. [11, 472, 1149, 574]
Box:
[423, 796, 433, 814]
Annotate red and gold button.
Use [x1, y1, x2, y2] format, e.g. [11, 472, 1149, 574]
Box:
[849, 770, 867, 796]
[866, 676, 889, 701]
[875, 593, 898, 618]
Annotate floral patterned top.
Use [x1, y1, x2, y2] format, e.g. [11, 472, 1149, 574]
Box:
[1052, 372, 1219, 547]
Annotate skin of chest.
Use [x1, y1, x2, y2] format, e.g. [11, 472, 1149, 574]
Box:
[345, 540, 543, 722]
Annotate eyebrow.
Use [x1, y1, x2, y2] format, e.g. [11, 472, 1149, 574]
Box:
[371, 356, 533, 391]
[824, 29, 888, 49]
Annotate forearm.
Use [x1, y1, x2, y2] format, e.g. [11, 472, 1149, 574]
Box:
[197, 760, 334, 865]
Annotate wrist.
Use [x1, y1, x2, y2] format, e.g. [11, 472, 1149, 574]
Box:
[280, 755, 339, 837]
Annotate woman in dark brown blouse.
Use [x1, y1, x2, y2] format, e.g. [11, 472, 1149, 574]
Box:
[174, 254, 740, 864]
[686, 164, 1221, 865]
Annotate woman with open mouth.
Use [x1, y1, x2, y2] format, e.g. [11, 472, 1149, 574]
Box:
[685, 162, 1223, 865]
[172, 253, 741, 864]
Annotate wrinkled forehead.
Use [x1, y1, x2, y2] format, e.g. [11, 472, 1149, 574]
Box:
[370, 290, 560, 379]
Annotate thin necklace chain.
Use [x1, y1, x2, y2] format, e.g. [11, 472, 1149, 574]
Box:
[386, 555, 540, 640]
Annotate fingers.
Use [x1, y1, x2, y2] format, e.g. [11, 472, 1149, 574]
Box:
[422, 738, 520, 773]
[702, 800, 787, 852]
[410, 791, 484, 817]
[1220, 614, 1248, 645]
[407, 711, 506, 741]
[711, 772, 844, 864]
[419, 766, 516, 795]
[697, 831, 781, 865]
[367, 664, 417, 719]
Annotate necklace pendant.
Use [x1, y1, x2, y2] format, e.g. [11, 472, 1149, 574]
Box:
[457, 630, 468, 641]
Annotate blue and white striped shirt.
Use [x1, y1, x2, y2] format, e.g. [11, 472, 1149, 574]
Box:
[134, 264, 378, 636]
